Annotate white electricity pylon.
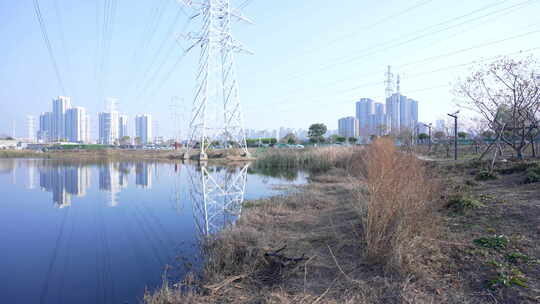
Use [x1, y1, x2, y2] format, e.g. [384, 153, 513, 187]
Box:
[188, 163, 249, 236]
[384, 65, 394, 99]
[180, 0, 252, 160]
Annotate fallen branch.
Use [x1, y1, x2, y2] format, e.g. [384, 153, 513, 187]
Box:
[204, 274, 248, 293]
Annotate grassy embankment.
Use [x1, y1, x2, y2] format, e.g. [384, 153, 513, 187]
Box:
[146, 141, 540, 303]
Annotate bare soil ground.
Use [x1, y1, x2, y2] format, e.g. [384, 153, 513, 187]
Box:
[437, 161, 540, 303]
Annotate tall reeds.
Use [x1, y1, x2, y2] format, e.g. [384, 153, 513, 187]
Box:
[254, 146, 357, 172]
[357, 138, 439, 274]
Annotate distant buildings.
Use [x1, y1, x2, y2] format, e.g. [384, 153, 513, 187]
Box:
[338, 116, 359, 138]
[435, 119, 446, 132]
[98, 98, 131, 145]
[38, 96, 89, 143]
[355, 98, 374, 137]
[38, 112, 53, 142]
[119, 115, 129, 139]
[135, 114, 152, 144]
[98, 111, 119, 145]
[52, 96, 71, 141]
[66, 107, 89, 143]
[339, 70, 422, 141]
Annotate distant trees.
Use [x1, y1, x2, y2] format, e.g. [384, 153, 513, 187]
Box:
[418, 133, 429, 140]
[120, 136, 131, 145]
[308, 123, 327, 144]
[348, 137, 358, 143]
[458, 132, 468, 139]
[281, 133, 298, 145]
[481, 130, 495, 140]
[434, 131, 446, 140]
[455, 56, 540, 159]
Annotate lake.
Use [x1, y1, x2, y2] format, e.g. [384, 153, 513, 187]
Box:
[0, 159, 307, 304]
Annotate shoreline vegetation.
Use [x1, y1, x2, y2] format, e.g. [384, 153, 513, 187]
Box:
[0, 148, 256, 162]
[145, 139, 540, 304]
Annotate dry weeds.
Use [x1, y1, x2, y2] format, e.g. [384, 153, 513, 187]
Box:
[146, 144, 460, 303]
[356, 138, 441, 275]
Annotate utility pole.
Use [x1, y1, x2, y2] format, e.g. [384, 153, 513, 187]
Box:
[447, 111, 459, 160]
[180, 0, 253, 161]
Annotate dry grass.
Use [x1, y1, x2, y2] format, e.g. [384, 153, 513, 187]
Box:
[145, 142, 455, 303]
[254, 146, 359, 172]
[356, 138, 441, 275]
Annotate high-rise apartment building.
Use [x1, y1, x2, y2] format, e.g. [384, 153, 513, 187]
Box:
[119, 115, 128, 139]
[52, 96, 71, 141]
[135, 114, 152, 144]
[372, 102, 387, 136]
[338, 116, 359, 139]
[98, 111, 119, 145]
[38, 112, 53, 142]
[355, 98, 374, 137]
[66, 107, 88, 143]
[385, 93, 403, 134]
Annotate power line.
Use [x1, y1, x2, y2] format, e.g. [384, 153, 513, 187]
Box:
[127, 5, 188, 99]
[280, 0, 437, 65]
[33, 0, 66, 95]
[250, 46, 540, 112]
[286, 0, 531, 80]
[263, 26, 540, 106]
[53, 0, 75, 97]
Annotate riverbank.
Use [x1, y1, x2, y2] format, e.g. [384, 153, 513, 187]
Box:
[145, 140, 540, 303]
[0, 148, 256, 162]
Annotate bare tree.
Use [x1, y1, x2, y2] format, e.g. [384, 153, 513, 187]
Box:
[455, 56, 540, 159]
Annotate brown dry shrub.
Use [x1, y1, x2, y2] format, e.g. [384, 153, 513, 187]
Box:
[357, 138, 440, 275]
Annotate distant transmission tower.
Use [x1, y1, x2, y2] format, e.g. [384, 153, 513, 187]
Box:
[181, 0, 252, 160]
[384, 65, 395, 99]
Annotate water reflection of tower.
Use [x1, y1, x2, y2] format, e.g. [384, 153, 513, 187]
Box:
[135, 162, 153, 189]
[99, 163, 129, 207]
[39, 165, 91, 208]
[27, 161, 37, 189]
[188, 164, 249, 236]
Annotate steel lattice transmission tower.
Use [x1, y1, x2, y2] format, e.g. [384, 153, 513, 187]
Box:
[384, 65, 394, 99]
[181, 0, 252, 160]
[188, 163, 249, 236]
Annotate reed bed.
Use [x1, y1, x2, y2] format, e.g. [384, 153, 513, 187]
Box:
[254, 146, 359, 172]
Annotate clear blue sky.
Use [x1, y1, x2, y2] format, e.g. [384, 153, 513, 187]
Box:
[1, 0, 540, 138]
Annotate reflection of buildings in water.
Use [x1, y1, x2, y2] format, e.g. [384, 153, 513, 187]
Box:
[39, 165, 91, 208]
[27, 163, 36, 189]
[98, 163, 130, 207]
[189, 164, 249, 236]
[135, 162, 153, 189]
[0, 159, 17, 175]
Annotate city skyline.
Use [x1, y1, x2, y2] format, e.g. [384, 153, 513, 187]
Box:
[2, 1, 540, 137]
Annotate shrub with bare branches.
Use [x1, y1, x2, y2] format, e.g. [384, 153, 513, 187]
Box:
[357, 138, 440, 274]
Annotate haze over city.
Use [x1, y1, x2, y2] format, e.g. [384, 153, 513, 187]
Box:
[2, 0, 540, 139]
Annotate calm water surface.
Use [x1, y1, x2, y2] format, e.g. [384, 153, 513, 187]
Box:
[0, 159, 307, 304]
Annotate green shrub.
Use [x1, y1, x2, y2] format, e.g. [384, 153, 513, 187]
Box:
[497, 162, 538, 174]
[474, 235, 508, 250]
[475, 170, 498, 181]
[524, 166, 540, 184]
[505, 252, 530, 264]
[446, 194, 484, 212]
